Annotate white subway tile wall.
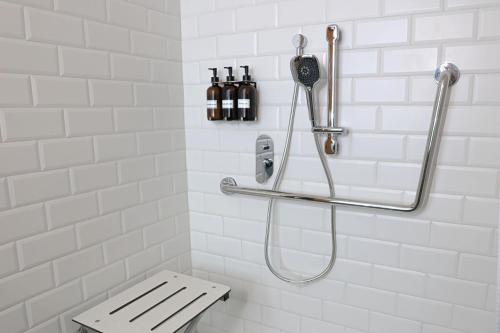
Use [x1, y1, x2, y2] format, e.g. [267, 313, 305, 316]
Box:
[0, 1, 189, 333]
[181, 1, 499, 333]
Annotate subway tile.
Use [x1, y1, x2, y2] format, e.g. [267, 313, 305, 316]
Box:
[0, 142, 39, 177]
[76, 213, 122, 248]
[53, 246, 104, 285]
[463, 196, 499, 227]
[398, 295, 452, 326]
[0, 74, 31, 106]
[236, 4, 276, 31]
[354, 78, 407, 103]
[0, 205, 46, 245]
[127, 246, 163, 277]
[414, 12, 474, 42]
[104, 231, 143, 263]
[26, 280, 82, 325]
[0, 2, 24, 38]
[149, 11, 180, 37]
[109, 0, 148, 31]
[323, 302, 369, 331]
[0, 264, 54, 310]
[46, 193, 98, 229]
[198, 10, 235, 36]
[9, 170, 71, 207]
[473, 74, 500, 103]
[0, 243, 18, 278]
[458, 254, 496, 283]
[26, 8, 84, 46]
[356, 18, 408, 46]
[217, 32, 256, 57]
[55, 0, 107, 21]
[85, 21, 130, 53]
[426, 275, 488, 307]
[447, 0, 500, 8]
[278, 0, 326, 27]
[370, 312, 420, 333]
[478, 7, 500, 39]
[90, 80, 134, 106]
[94, 134, 137, 162]
[0, 39, 58, 74]
[60, 47, 110, 79]
[17, 226, 76, 269]
[401, 245, 458, 276]
[82, 262, 126, 299]
[33, 76, 89, 106]
[70, 162, 118, 193]
[430, 222, 492, 255]
[372, 266, 426, 296]
[348, 237, 400, 266]
[383, 47, 438, 73]
[131, 31, 167, 58]
[452, 306, 496, 333]
[327, 0, 380, 20]
[384, 0, 441, 14]
[0, 304, 28, 333]
[2, 109, 64, 141]
[444, 43, 500, 71]
[119, 156, 156, 184]
[40, 137, 93, 169]
[98, 183, 140, 214]
[434, 166, 498, 197]
[65, 108, 114, 136]
[122, 201, 158, 232]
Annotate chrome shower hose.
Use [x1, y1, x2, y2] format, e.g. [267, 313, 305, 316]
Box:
[264, 82, 337, 284]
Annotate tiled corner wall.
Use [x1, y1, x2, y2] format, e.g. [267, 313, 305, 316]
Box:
[181, 0, 500, 333]
[0, 0, 189, 332]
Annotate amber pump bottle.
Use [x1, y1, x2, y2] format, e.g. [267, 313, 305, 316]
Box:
[222, 66, 238, 120]
[237, 65, 257, 121]
[207, 68, 222, 121]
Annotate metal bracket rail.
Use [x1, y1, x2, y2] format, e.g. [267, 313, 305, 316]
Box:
[220, 63, 460, 213]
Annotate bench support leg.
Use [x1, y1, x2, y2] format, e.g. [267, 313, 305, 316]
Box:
[184, 314, 203, 333]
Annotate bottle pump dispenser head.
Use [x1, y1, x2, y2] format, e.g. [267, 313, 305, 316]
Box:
[240, 65, 251, 81]
[224, 66, 235, 81]
[208, 68, 219, 83]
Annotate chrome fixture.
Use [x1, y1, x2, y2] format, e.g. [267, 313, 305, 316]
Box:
[260, 34, 338, 285]
[290, 54, 321, 126]
[324, 24, 344, 155]
[255, 134, 274, 184]
[219, 26, 461, 285]
[221, 62, 461, 212]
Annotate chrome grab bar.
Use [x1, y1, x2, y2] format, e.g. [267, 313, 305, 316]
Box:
[220, 63, 461, 213]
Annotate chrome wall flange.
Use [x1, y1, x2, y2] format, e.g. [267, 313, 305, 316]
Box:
[220, 177, 237, 194]
[434, 62, 460, 86]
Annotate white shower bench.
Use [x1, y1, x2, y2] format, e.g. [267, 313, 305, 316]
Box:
[73, 270, 230, 333]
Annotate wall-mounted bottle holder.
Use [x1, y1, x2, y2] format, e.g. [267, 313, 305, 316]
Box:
[207, 66, 258, 122]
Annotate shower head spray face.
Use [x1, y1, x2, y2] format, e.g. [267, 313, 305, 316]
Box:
[290, 55, 321, 90]
[290, 54, 321, 126]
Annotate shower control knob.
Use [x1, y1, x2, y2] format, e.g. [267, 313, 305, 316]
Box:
[263, 159, 273, 169]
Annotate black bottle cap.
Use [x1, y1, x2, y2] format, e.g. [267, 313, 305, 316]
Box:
[240, 65, 251, 81]
[224, 66, 235, 81]
[208, 68, 219, 83]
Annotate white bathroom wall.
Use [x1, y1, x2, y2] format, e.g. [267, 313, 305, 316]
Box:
[181, 0, 500, 332]
[0, 1, 189, 333]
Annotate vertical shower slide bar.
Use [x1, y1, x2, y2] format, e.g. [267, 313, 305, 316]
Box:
[325, 24, 340, 155]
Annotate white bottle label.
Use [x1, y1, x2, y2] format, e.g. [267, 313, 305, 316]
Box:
[238, 99, 251, 108]
[222, 100, 233, 109]
[207, 100, 217, 109]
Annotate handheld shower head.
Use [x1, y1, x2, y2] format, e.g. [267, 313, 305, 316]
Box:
[290, 55, 320, 89]
[290, 54, 320, 126]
